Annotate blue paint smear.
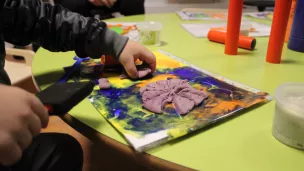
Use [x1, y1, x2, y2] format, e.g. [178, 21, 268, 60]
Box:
[163, 107, 177, 115]
[98, 88, 131, 99]
[127, 117, 165, 133]
[113, 109, 128, 120]
[169, 67, 203, 80]
[57, 56, 90, 83]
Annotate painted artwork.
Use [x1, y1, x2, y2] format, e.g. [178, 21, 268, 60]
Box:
[106, 22, 140, 42]
[181, 21, 271, 38]
[63, 50, 271, 152]
[244, 12, 273, 20]
[177, 10, 227, 20]
[177, 10, 273, 21]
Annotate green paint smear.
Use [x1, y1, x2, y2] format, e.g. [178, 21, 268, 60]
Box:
[111, 27, 124, 35]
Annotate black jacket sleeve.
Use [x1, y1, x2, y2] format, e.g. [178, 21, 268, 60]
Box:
[0, 0, 128, 59]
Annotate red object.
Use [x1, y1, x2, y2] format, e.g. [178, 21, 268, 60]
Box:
[225, 0, 244, 55]
[44, 105, 53, 114]
[208, 30, 256, 50]
[101, 55, 142, 67]
[101, 55, 120, 66]
[266, 0, 292, 64]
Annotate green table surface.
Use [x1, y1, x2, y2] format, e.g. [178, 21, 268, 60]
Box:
[32, 13, 304, 171]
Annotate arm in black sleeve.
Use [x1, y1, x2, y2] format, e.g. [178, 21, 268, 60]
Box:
[0, 0, 128, 59]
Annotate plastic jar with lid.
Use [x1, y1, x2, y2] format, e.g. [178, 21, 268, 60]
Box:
[273, 82, 304, 150]
[137, 21, 162, 46]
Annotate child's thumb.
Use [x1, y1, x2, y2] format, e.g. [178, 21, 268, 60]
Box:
[122, 59, 138, 79]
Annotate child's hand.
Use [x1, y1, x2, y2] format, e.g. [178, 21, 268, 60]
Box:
[0, 85, 48, 166]
[88, 0, 116, 8]
[119, 40, 156, 79]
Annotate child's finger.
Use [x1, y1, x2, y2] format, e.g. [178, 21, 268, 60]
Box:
[139, 49, 156, 72]
[107, 0, 115, 6]
[0, 134, 22, 166]
[102, 0, 111, 7]
[121, 57, 138, 79]
[89, 0, 102, 6]
[29, 95, 49, 128]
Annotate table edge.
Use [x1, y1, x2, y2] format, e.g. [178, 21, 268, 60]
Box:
[62, 114, 196, 171]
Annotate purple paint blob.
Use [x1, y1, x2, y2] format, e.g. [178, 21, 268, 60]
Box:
[98, 78, 111, 89]
[140, 79, 209, 115]
[120, 68, 152, 80]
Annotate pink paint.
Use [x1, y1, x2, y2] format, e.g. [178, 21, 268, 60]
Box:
[140, 79, 208, 115]
[98, 78, 111, 89]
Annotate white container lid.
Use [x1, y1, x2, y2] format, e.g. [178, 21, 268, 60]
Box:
[137, 21, 163, 31]
[274, 82, 304, 118]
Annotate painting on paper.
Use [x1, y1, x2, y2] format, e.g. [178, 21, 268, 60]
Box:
[106, 22, 140, 42]
[177, 10, 227, 20]
[244, 12, 273, 20]
[181, 21, 271, 38]
[63, 50, 271, 152]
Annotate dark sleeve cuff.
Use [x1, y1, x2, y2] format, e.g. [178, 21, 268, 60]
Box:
[102, 27, 129, 60]
[78, 20, 129, 59]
